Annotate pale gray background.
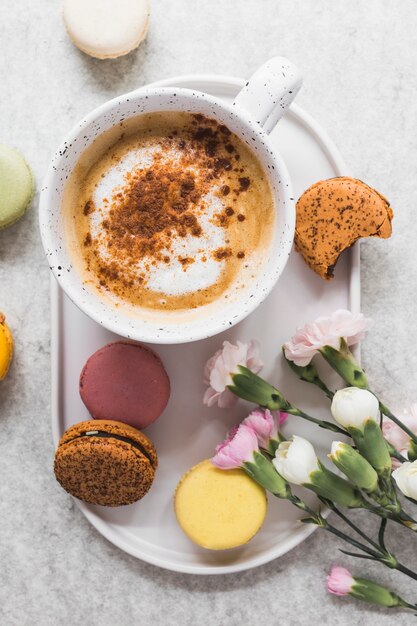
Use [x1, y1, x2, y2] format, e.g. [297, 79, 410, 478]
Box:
[1, 0, 416, 624]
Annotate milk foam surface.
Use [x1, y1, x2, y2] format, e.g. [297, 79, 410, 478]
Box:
[90, 145, 226, 296]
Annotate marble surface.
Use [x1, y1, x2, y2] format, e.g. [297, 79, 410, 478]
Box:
[1, 0, 417, 623]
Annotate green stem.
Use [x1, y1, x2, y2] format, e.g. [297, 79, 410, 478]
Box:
[281, 495, 417, 581]
[288, 494, 322, 521]
[286, 407, 349, 437]
[362, 500, 417, 532]
[324, 524, 384, 561]
[282, 352, 335, 400]
[314, 379, 335, 401]
[322, 498, 383, 553]
[288, 496, 384, 559]
[372, 478, 417, 527]
[390, 448, 408, 464]
[395, 563, 417, 583]
[305, 378, 335, 400]
[339, 551, 380, 562]
[378, 518, 387, 551]
[298, 376, 335, 401]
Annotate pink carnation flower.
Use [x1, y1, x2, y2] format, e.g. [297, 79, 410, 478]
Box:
[382, 404, 417, 461]
[203, 340, 263, 408]
[284, 309, 373, 367]
[242, 409, 287, 449]
[212, 423, 259, 469]
[327, 566, 354, 596]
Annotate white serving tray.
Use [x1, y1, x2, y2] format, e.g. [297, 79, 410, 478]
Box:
[51, 74, 359, 575]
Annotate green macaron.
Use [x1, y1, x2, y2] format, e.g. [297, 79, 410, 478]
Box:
[0, 144, 34, 229]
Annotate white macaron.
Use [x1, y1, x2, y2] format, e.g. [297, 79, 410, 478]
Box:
[63, 0, 150, 59]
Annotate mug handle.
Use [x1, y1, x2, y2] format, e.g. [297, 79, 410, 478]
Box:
[233, 57, 302, 133]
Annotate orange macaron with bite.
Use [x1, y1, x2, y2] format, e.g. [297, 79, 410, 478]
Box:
[295, 176, 393, 280]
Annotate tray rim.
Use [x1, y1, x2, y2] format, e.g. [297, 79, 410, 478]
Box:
[50, 73, 360, 574]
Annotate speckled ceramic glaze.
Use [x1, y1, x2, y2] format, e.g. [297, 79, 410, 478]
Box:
[39, 57, 302, 343]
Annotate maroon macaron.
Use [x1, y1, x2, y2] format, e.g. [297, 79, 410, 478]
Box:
[80, 341, 170, 429]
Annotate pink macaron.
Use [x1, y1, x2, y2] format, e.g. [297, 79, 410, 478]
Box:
[79, 341, 170, 429]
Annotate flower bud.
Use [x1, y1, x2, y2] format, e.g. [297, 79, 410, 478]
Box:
[331, 387, 379, 429]
[393, 460, 417, 500]
[329, 441, 378, 492]
[327, 566, 411, 609]
[273, 436, 319, 485]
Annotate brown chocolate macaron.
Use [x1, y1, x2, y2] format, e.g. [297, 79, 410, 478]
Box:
[295, 177, 393, 280]
[54, 420, 158, 507]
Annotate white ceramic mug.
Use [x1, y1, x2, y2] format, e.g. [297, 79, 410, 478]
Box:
[39, 57, 302, 344]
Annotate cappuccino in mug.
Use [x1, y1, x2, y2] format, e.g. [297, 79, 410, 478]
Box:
[63, 111, 275, 312]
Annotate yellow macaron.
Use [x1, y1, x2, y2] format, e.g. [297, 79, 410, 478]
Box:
[0, 312, 13, 380]
[174, 459, 267, 550]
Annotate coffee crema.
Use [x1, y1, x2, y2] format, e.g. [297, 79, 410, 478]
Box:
[63, 111, 275, 312]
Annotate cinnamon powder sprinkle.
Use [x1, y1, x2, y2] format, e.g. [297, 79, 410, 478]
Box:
[214, 247, 232, 260]
[239, 177, 251, 191]
[179, 257, 195, 267]
[83, 200, 93, 215]
[100, 164, 205, 272]
[92, 116, 253, 290]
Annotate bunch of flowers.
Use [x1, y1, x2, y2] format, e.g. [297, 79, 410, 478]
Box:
[204, 309, 417, 615]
